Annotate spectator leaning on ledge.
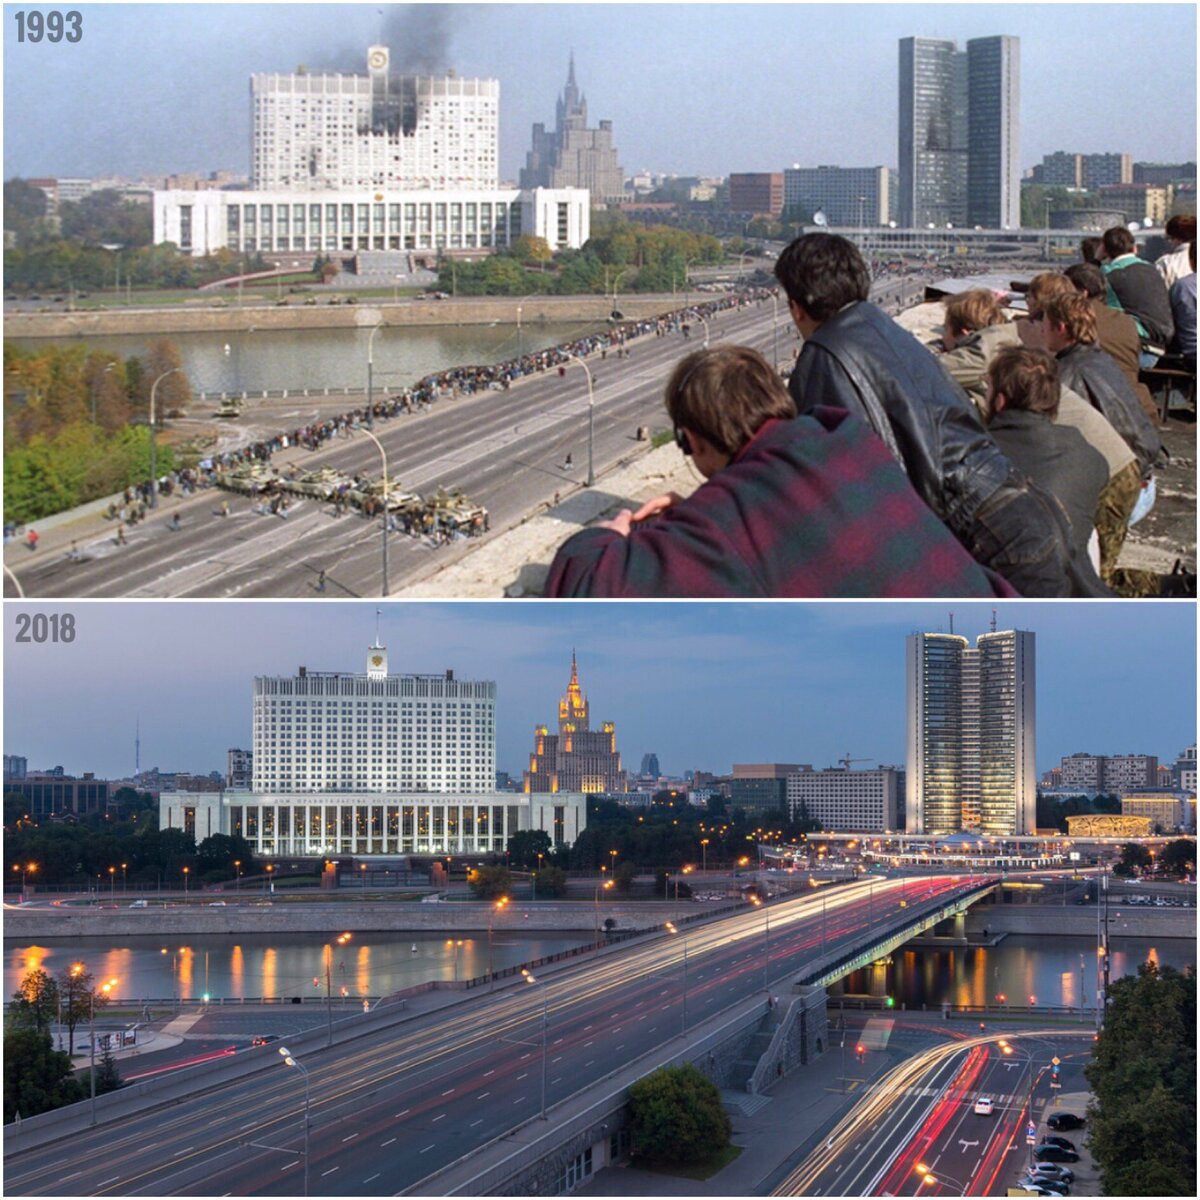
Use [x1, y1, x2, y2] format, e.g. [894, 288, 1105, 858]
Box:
[1099, 225, 1175, 362]
[544, 345, 1016, 599]
[774, 233, 1092, 597]
[939, 288, 1022, 407]
[1063, 262, 1157, 422]
[1039, 291, 1164, 527]
[981, 346, 1107, 575]
[1156, 214, 1197, 289]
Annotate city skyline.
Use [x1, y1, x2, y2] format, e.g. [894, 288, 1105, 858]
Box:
[3, 4, 1195, 183]
[3, 602, 1194, 784]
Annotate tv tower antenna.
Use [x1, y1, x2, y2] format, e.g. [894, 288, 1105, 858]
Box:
[135, 714, 141, 776]
[949, 611, 954, 635]
[991, 608, 997, 633]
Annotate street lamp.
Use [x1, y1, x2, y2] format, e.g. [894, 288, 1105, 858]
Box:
[148, 367, 183, 508]
[325, 933, 351, 1046]
[914, 1163, 969, 1193]
[515, 292, 540, 359]
[108, 866, 116, 901]
[700, 838, 709, 874]
[278, 1047, 311, 1197]
[358, 426, 391, 597]
[88, 976, 118, 1126]
[90, 361, 115, 425]
[593, 879, 613, 950]
[182, 865, 190, 902]
[561, 352, 595, 486]
[664, 922, 688, 1036]
[520, 969, 549, 1120]
[488, 896, 508, 989]
[13, 862, 36, 903]
[366, 318, 385, 431]
[234, 860, 241, 891]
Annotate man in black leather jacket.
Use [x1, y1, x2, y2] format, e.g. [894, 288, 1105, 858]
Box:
[775, 233, 1104, 597]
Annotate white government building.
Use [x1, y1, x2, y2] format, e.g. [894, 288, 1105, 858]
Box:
[154, 45, 590, 257]
[160, 641, 588, 858]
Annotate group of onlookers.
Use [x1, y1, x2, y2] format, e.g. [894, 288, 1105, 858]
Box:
[548, 225, 1195, 598]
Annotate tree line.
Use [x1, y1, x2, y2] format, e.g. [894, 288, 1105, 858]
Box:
[4, 339, 191, 524]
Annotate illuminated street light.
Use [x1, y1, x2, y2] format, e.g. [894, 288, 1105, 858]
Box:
[325, 933, 352, 1046]
[278, 1046, 311, 1196]
[520, 969, 549, 1120]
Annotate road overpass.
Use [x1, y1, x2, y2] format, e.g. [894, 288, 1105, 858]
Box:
[4, 875, 997, 1196]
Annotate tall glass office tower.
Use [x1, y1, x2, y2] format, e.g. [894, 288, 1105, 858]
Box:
[898, 34, 1019, 230]
[906, 629, 1036, 835]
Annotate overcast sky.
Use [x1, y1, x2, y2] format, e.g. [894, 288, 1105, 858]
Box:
[3, 601, 1194, 781]
[3, 3, 1195, 182]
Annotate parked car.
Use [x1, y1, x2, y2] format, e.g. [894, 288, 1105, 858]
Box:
[1034, 1144, 1080, 1163]
[1021, 1175, 1069, 1195]
[1041, 1135, 1076, 1152]
[1032, 1164, 1075, 1184]
[1047, 1112, 1085, 1131]
[973, 1097, 995, 1114]
[251, 1034, 280, 1046]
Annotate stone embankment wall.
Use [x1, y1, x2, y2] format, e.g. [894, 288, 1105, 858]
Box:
[1, 900, 702, 941]
[965, 903, 1194, 940]
[5, 295, 672, 339]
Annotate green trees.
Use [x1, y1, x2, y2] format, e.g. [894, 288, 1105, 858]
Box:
[1158, 838, 1195, 876]
[467, 865, 512, 900]
[1085, 962, 1195, 1196]
[627, 1063, 731, 1166]
[507, 829, 552, 870]
[531, 865, 568, 898]
[3, 1030, 84, 1122]
[10, 968, 59, 1035]
[1113, 842, 1152, 877]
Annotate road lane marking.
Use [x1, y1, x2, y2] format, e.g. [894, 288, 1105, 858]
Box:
[517, 1072, 528, 1080]
[483, 1069, 495, 1076]
[470, 1119, 484, 1127]
[364, 1173, 381, 1184]
[62, 1173, 82, 1183]
[585, 1060, 594, 1067]
[99, 1178, 120, 1187]
[420, 1144, 435, 1153]
[514, 1096, 526, 1104]
[433, 1113, 446, 1122]
[521, 1052, 531, 1060]
[584, 1040, 593, 1047]
[321, 1168, 339, 1176]
[552, 1056, 563, 1063]
[441, 1088, 455, 1095]
[173, 1146, 196, 1156]
[342, 1133, 358, 1142]
[382, 1137, 397, 1147]
[476, 1091, 490, 1099]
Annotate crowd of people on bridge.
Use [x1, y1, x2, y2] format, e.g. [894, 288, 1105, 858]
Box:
[548, 227, 1195, 599]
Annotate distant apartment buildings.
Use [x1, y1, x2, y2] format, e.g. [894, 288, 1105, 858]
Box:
[1058, 752, 1159, 793]
[906, 628, 1036, 835]
[898, 34, 1020, 229]
[226, 748, 253, 790]
[730, 763, 806, 819]
[786, 766, 900, 832]
[783, 166, 894, 225]
[727, 173, 784, 217]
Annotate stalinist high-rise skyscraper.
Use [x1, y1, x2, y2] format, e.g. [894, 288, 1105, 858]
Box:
[524, 652, 627, 794]
[905, 626, 1036, 835]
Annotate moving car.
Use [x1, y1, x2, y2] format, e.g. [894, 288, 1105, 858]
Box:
[1047, 1112, 1085, 1131]
[973, 1097, 995, 1115]
[251, 1034, 280, 1046]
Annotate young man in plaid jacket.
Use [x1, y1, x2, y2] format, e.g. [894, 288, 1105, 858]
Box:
[545, 346, 1016, 598]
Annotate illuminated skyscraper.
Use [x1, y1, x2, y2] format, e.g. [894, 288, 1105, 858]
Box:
[906, 628, 1036, 835]
[524, 652, 627, 794]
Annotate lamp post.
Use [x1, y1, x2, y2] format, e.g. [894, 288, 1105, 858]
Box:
[593, 879, 613, 950]
[664, 922, 688, 1036]
[515, 292, 539, 359]
[520, 969, 549, 1120]
[700, 838, 709, 874]
[446, 938, 464, 983]
[769, 290, 780, 371]
[488, 896, 509, 989]
[278, 1047, 311, 1196]
[695, 313, 710, 349]
[358, 426, 390, 597]
[234, 860, 241, 892]
[326, 932, 351, 1046]
[182, 865, 190, 902]
[88, 976, 118, 1126]
[366, 319, 385, 431]
[13, 862, 36, 903]
[90, 361, 115, 425]
[108, 866, 116, 901]
[561, 352, 595, 486]
[148, 367, 183, 508]
[914, 1163, 970, 1194]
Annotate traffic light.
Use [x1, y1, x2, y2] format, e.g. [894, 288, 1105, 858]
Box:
[885, 996, 895, 1008]
[856, 1043, 866, 1063]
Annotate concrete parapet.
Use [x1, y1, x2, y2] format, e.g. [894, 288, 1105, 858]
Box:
[965, 904, 1195, 940]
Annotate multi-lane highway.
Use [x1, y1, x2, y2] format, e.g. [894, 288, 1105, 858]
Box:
[8, 299, 792, 599]
[774, 1027, 1094, 1196]
[5, 876, 982, 1197]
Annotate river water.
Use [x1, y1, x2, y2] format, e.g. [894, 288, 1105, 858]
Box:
[8, 321, 603, 396]
[7, 930, 1193, 1006]
[5, 931, 593, 1002]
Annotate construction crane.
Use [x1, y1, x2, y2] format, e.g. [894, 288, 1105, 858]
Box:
[839, 754, 871, 771]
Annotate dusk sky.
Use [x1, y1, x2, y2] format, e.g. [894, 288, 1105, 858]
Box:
[3, 3, 1195, 182]
[4, 602, 1194, 781]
